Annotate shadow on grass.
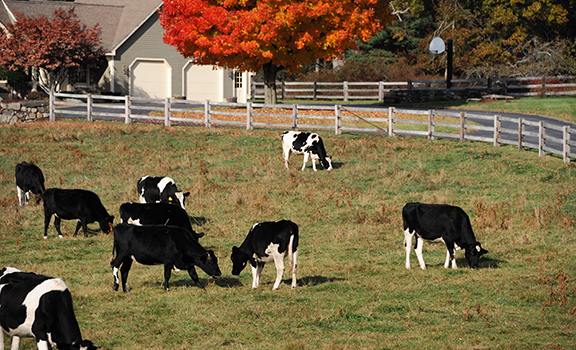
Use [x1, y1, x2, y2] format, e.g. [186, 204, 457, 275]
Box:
[190, 216, 209, 226]
[298, 275, 345, 287]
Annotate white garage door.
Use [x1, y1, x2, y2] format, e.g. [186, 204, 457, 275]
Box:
[185, 65, 222, 101]
[131, 60, 170, 99]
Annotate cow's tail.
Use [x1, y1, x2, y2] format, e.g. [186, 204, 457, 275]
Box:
[287, 222, 299, 274]
[110, 238, 117, 267]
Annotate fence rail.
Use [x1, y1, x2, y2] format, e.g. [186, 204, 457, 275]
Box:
[49, 91, 575, 163]
[250, 75, 576, 101]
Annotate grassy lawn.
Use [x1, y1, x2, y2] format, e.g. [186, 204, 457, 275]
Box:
[1, 120, 576, 349]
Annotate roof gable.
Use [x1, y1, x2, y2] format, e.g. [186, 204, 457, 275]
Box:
[0, 0, 162, 52]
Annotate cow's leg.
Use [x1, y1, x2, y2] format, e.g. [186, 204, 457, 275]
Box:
[112, 265, 120, 291]
[53, 216, 64, 238]
[35, 339, 50, 350]
[43, 213, 52, 239]
[251, 263, 264, 289]
[272, 254, 286, 290]
[17, 186, 24, 206]
[311, 157, 317, 172]
[73, 220, 83, 237]
[283, 148, 291, 169]
[187, 267, 205, 289]
[291, 248, 298, 288]
[444, 242, 457, 269]
[404, 228, 414, 269]
[10, 336, 21, 350]
[163, 264, 173, 291]
[415, 237, 427, 270]
[301, 153, 310, 171]
[119, 259, 133, 292]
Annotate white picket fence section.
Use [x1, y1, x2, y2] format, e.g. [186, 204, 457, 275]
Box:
[49, 91, 575, 163]
[250, 75, 576, 101]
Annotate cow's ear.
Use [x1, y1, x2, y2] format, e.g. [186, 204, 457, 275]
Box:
[480, 248, 488, 256]
[206, 250, 215, 262]
[184, 192, 191, 198]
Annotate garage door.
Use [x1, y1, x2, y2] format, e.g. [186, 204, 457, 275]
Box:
[131, 60, 170, 99]
[184, 65, 222, 101]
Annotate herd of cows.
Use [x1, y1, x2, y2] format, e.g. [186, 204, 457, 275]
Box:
[2, 131, 488, 350]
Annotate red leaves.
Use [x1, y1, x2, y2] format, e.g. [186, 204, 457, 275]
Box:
[160, 0, 394, 74]
[0, 8, 103, 90]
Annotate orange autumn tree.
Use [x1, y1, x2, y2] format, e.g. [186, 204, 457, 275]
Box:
[160, 0, 394, 104]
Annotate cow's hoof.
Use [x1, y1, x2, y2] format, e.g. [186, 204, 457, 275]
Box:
[58, 235, 63, 239]
[113, 284, 119, 291]
[43, 236, 48, 240]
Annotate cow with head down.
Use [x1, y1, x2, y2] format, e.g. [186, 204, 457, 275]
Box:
[137, 176, 190, 209]
[282, 131, 332, 171]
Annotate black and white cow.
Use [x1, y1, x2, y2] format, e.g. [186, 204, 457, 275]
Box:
[403, 202, 488, 270]
[0, 267, 99, 350]
[15, 162, 45, 206]
[137, 176, 190, 209]
[119, 202, 204, 240]
[282, 131, 333, 171]
[110, 223, 221, 291]
[231, 220, 299, 290]
[42, 188, 114, 239]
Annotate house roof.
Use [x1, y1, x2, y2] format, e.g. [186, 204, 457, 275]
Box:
[0, 0, 162, 53]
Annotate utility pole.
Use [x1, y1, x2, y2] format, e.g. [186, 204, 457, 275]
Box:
[446, 39, 453, 89]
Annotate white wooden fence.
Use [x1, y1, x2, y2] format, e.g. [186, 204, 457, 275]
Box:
[49, 91, 575, 163]
[251, 75, 576, 101]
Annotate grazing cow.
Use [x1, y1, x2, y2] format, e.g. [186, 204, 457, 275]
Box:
[231, 220, 299, 290]
[282, 131, 333, 171]
[119, 202, 204, 240]
[42, 188, 114, 239]
[15, 162, 45, 206]
[110, 223, 221, 291]
[403, 202, 488, 270]
[0, 267, 99, 350]
[137, 176, 190, 209]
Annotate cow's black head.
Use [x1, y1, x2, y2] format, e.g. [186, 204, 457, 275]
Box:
[320, 156, 333, 171]
[99, 215, 115, 234]
[198, 250, 221, 278]
[465, 242, 488, 269]
[231, 246, 249, 275]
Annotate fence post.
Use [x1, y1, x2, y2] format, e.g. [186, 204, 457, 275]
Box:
[502, 78, 508, 95]
[335, 105, 341, 135]
[204, 100, 211, 128]
[563, 126, 570, 163]
[494, 115, 501, 147]
[487, 77, 493, 89]
[49, 90, 55, 122]
[407, 80, 413, 90]
[541, 76, 547, 97]
[246, 102, 253, 130]
[124, 95, 131, 124]
[388, 107, 395, 137]
[343, 81, 349, 102]
[313, 81, 318, 101]
[164, 98, 171, 127]
[459, 112, 466, 142]
[427, 110, 434, 140]
[281, 81, 286, 100]
[518, 118, 524, 151]
[378, 82, 384, 101]
[87, 94, 93, 122]
[292, 104, 298, 130]
[539, 121, 545, 157]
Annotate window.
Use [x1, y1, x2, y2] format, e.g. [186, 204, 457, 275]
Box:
[234, 72, 242, 88]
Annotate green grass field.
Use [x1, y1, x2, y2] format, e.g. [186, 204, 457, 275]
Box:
[1, 119, 576, 349]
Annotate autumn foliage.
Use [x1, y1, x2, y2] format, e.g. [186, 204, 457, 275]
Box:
[160, 0, 394, 103]
[0, 8, 103, 93]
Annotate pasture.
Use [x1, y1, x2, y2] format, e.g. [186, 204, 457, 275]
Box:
[1, 119, 575, 349]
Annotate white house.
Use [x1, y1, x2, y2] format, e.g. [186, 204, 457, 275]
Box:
[0, 0, 252, 102]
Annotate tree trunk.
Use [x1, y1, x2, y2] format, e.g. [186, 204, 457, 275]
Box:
[263, 62, 278, 105]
